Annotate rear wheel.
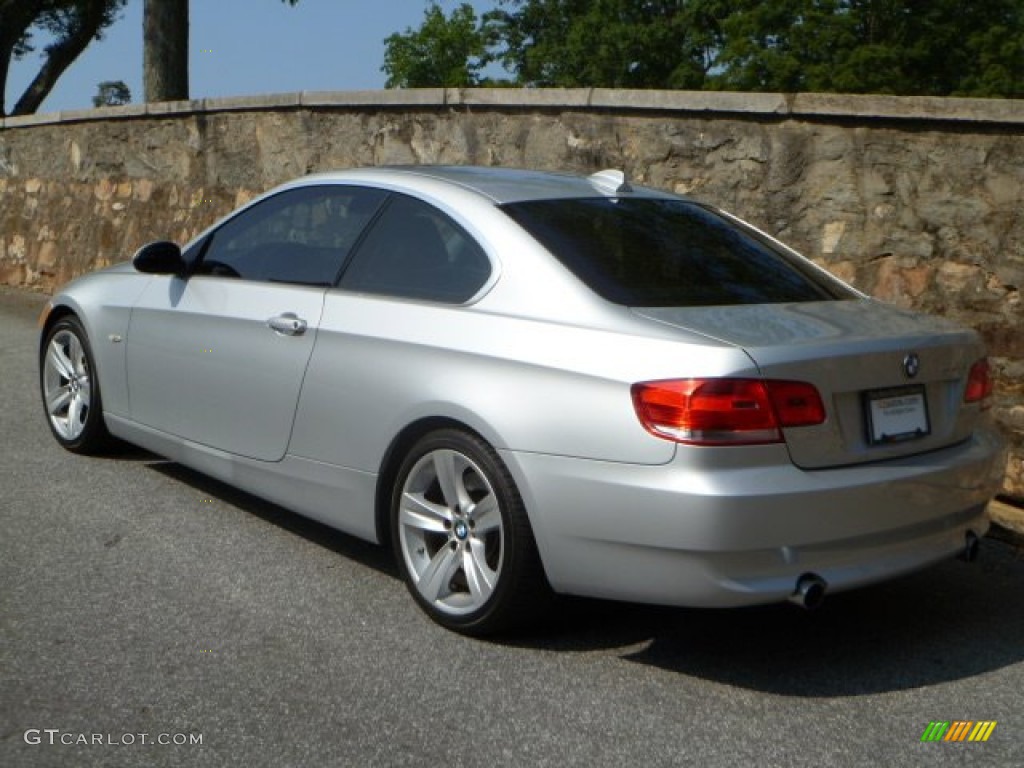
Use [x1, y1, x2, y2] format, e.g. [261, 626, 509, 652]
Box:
[40, 316, 115, 454]
[391, 429, 549, 635]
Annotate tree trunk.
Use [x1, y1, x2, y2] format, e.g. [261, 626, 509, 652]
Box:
[143, 0, 189, 102]
[11, 0, 112, 116]
[0, 0, 47, 116]
[0, 40, 13, 117]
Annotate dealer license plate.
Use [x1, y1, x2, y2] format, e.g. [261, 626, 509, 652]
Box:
[865, 385, 930, 445]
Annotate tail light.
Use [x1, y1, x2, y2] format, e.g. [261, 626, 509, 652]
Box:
[964, 358, 993, 409]
[631, 378, 825, 446]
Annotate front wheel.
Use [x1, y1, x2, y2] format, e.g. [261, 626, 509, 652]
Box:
[40, 316, 115, 454]
[391, 429, 549, 635]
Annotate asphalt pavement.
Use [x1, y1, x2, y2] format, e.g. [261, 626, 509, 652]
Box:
[1, 285, 1022, 767]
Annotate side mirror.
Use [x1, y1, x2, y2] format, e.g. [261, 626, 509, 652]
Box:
[132, 241, 186, 276]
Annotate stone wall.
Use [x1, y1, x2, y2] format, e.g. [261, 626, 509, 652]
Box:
[1, 89, 1021, 496]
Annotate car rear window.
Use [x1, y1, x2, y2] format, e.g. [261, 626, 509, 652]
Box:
[501, 198, 854, 306]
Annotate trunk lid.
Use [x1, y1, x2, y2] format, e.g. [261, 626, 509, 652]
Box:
[633, 300, 986, 468]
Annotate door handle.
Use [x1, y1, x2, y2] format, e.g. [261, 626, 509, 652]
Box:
[267, 313, 307, 336]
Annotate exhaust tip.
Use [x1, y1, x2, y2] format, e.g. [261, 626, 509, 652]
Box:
[789, 573, 827, 610]
[959, 531, 981, 563]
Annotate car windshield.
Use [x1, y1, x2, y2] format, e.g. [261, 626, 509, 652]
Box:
[501, 197, 855, 307]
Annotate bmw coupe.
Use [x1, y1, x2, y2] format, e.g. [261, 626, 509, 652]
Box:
[38, 166, 1006, 634]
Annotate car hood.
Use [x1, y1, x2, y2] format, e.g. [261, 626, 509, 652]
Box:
[99, 260, 137, 275]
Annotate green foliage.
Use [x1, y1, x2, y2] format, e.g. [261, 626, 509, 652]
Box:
[712, 0, 1024, 97]
[4, 1, 125, 63]
[0, 0, 127, 116]
[961, 22, 1024, 97]
[484, 0, 723, 88]
[382, 2, 496, 88]
[92, 78, 129, 106]
[385, 0, 1024, 97]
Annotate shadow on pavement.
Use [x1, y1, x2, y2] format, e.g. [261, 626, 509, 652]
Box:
[144, 458, 397, 577]
[143, 457, 1024, 698]
[511, 539, 1024, 697]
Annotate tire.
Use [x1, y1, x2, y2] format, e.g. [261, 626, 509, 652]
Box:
[39, 315, 116, 454]
[391, 428, 550, 635]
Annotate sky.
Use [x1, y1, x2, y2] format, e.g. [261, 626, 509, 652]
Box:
[7, 0, 502, 115]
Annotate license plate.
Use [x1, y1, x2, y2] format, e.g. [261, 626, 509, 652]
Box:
[865, 385, 930, 445]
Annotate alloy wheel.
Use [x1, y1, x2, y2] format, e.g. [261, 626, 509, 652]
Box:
[397, 447, 505, 616]
[43, 329, 92, 441]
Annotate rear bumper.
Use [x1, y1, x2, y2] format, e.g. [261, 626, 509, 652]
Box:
[501, 426, 1006, 607]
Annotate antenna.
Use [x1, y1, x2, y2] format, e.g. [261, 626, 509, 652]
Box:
[588, 169, 633, 196]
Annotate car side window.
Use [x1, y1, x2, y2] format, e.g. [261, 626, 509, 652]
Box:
[195, 185, 387, 285]
[340, 194, 491, 303]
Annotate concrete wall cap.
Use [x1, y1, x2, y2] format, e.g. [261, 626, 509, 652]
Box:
[143, 98, 207, 117]
[588, 88, 789, 114]
[201, 92, 303, 111]
[2, 88, 1021, 130]
[452, 88, 594, 108]
[300, 89, 450, 107]
[1, 111, 64, 128]
[789, 92, 1024, 124]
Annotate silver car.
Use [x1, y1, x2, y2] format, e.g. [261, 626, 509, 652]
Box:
[38, 166, 1006, 635]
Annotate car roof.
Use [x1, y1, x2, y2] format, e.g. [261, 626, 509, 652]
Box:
[298, 165, 679, 205]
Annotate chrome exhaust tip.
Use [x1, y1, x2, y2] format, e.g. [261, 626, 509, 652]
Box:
[958, 531, 981, 563]
[788, 573, 827, 610]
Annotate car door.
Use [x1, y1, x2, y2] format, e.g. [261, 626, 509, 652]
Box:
[286, 192, 496, 470]
[126, 184, 387, 461]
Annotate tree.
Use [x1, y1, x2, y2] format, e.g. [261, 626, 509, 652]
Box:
[142, 0, 188, 101]
[711, 0, 1024, 97]
[382, 2, 497, 88]
[143, 0, 300, 103]
[0, 0, 126, 117]
[387, 0, 1023, 97]
[92, 78, 130, 106]
[484, 0, 723, 89]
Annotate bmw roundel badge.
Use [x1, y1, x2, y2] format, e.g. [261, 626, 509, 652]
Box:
[903, 353, 921, 379]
